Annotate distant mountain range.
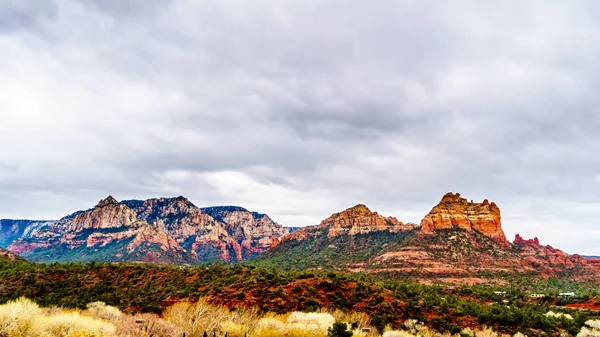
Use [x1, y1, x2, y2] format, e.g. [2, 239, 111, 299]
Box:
[1, 192, 597, 284]
[3, 196, 294, 264]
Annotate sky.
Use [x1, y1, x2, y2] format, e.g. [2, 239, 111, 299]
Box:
[1, 1, 600, 255]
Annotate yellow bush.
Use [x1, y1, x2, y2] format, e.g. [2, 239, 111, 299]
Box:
[383, 331, 416, 337]
[220, 320, 249, 337]
[0, 297, 43, 337]
[286, 312, 334, 337]
[85, 302, 123, 321]
[30, 312, 116, 337]
[64, 331, 110, 337]
[253, 317, 287, 337]
[0, 298, 118, 337]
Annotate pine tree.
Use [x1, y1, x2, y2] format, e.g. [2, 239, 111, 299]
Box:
[328, 321, 353, 337]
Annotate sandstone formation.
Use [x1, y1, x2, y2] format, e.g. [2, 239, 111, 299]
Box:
[420, 192, 508, 247]
[8, 196, 290, 264]
[513, 234, 540, 246]
[512, 234, 592, 271]
[585, 257, 600, 269]
[264, 192, 599, 284]
[318, 204, 411, 238]
[124, 197, 220, 240]
[276, 204, 416, 246]
[71, 196, 141, 231]
[202, 206, 290, 260]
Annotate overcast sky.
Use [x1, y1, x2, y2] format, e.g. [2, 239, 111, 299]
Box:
[1, 1, 599, 255]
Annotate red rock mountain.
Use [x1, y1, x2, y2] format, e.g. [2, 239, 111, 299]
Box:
[319, 204, 412, 237]
[585, 257, 600, 269]
[420, 192, 508, 247]
[275, 204, 417, 246]
[8, 196, 290, 264]
[71, 196, 142, 231]
[262, 192, 598, 284]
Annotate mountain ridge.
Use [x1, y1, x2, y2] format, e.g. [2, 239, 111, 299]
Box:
[6, 196, 290, 264]
[3, 191, 596, 285]
[257, 192, 597, 284]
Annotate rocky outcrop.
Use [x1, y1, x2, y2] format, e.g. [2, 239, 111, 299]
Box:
[318, 204, 412, 238]
[513, 234, 540, 246]
[202, 206, 291, 260]
[275, 204, 416, 246]
[124, 197, 219, 240]
[512, 234, 592, 271]
[71, 196, 141, 231]
[585, 256, 600, 269]
[0, 247, 24, 262]
[420, 192, 508, 247]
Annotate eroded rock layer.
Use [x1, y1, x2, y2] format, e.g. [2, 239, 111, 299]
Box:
[420, 192, 508, 247]
[275, 204, 417, 246]
[8, 196, 290, 264]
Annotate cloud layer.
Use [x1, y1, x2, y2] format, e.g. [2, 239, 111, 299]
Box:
[1, 1, 600, 254]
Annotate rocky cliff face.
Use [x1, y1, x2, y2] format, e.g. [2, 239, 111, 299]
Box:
[8, 196, 290, 264]
[585, 256, 600, 269]
[0, 219, 53, 248]
[275, 204, 416, 246]
[420, 192, 508, 247]
[123, 197, 219, 240]
[201, 206, 290, 260]
[318, 204, 412, 238]
[512, 234, 592, 272]
[71, 196, 141, 231]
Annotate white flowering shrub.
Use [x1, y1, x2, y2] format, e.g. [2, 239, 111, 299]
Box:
[578, 320, 600, 337]
[403, 319, 424, 334]
[544, 311, 573, 320]
[86, 301, 123, 321]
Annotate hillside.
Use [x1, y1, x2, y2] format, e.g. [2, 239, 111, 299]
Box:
[255, 193, 598, 285]
[7, 196, 290, 264]
[0, 260, 598, 336]
[0, 247, 25, 263]
[584, 256, 600, 269]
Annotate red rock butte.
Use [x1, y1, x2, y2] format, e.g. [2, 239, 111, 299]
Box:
[420, 192, 509, 247]
[319, 204, 412, 238]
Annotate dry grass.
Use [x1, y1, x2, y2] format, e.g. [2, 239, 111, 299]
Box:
[0, 297, 589, 337]
[0, 297, 115, 337]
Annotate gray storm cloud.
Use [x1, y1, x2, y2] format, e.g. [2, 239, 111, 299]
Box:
[1, 0, 599, 254]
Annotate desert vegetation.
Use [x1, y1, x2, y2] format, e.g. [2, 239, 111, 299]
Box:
[1, 259, 599, 336]
[3, 297, 598, 337]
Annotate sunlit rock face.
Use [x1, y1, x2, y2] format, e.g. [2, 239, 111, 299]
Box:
[318, 204, 414, 238]
[420, 192, 508, 247]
